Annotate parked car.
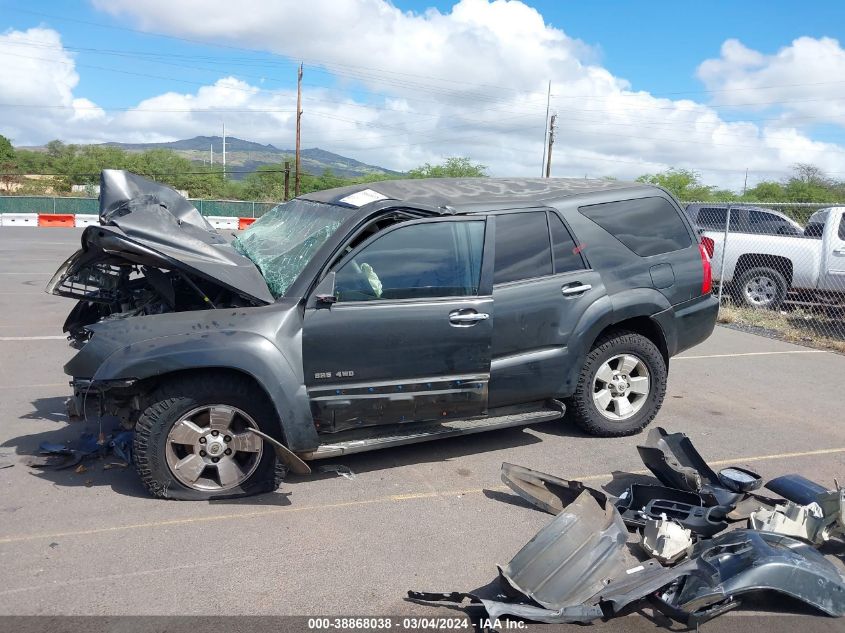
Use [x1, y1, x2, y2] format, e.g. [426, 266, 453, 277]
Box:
[684, 203, 804, 236]
[48, 170, 717, 499]
[698, 207, 845, 309]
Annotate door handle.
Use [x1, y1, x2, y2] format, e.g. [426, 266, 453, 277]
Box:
[562, 284, 592, 296]
[834, 247, 845, 255]
[449, 310, 489, 326]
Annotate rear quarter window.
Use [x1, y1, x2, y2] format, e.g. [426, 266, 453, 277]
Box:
[493, 212, 553, 284]
[579, 197, 692, 257]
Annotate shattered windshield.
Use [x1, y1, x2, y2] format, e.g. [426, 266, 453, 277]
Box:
[233, 199, 354, 298]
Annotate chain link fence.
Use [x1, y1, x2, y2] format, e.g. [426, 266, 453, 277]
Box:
[0, 196, 279, 218]
[683, 201, 845, 353]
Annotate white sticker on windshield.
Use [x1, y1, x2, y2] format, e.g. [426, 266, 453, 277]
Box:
[338, 189, 389, 207]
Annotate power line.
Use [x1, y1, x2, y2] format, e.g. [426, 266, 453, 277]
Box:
[10, 35, 845, 125]
[0, 7, 561, 101]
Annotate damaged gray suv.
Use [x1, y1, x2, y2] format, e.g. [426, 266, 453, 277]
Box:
[48, 170, 717, 499]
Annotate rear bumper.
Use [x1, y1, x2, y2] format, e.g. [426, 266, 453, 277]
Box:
[653, 293, 719, 358]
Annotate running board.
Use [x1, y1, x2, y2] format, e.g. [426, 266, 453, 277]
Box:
[298, 406, 565, 460]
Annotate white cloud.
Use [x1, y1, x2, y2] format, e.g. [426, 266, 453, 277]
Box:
[697, 36, 845, 126]
[3, 3, 845, 190]
[0, 27, 107, 142]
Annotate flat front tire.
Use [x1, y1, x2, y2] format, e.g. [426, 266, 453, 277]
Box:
[567, 331, 666, 437]
[133, 374, 286, 500]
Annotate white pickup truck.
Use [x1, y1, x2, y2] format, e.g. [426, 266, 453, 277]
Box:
[702, 207, 845, 309]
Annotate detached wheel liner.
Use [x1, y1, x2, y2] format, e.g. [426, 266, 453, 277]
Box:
[133, 374, 286, 500]
[567, 330, 667, 437]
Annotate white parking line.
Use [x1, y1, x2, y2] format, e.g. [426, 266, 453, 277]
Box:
[0, 382, 67, 390]
[0, 335, 67, 341]
[676, 350, 827, 360]
[0, 445, 842, 545]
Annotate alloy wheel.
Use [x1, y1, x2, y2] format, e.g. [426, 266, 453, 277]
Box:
[592, 353, 650, 421]
[743, 274, 778, 307]
[165, 405, 264, 491]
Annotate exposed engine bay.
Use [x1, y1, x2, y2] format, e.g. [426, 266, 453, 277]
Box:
[47, 170, 276, 344]
[52, 254, 257, 345]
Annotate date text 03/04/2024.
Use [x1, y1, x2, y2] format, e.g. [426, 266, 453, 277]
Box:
[306, 617, 526, 630]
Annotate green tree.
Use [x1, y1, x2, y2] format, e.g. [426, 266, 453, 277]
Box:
[407, 157, 487, 178]
[0, 134, 13, 163]
[742, 181, 787, 202]
[241, 164, 288, 201]
[635, 168, 728, 201]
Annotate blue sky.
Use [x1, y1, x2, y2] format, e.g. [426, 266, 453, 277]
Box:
[399, 1, 845, 94]
[2, 1, 845, 187]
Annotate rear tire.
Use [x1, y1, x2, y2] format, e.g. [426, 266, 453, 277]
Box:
[567, 331, 666, 437]
[736, 267, 787, 310]
[133, 373, 286, 500]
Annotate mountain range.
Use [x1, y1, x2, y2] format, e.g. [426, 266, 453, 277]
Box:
[101, 136, 400, 179]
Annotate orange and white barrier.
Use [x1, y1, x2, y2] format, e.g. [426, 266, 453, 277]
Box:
[207, 216, 240, 231]
[1, 214, 258, 229]
[0, 213, 39, 226]
[38, 213, 75, 227]
[74, 214, 99, 227]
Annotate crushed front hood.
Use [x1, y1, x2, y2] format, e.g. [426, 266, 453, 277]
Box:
[47, 170, 274, 305]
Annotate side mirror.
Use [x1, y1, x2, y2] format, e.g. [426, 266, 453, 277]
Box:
[313, 272, 337, 307]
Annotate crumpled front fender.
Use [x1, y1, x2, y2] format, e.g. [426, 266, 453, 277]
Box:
[66, 326, 318, 452]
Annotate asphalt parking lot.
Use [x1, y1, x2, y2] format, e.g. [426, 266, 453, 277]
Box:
[0, 228, 843, 622]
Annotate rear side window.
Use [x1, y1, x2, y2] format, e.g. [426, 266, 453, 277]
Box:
[580, 197, 692, 257]
[334, 221, 484, 302]
[749, 210, 775, 225]
[748, 210, 797, 235]
[494, 212, 553, 284]
[839, 215, 845, 240]
[549, 213, 586, 274]
[697, 207, 727, 229]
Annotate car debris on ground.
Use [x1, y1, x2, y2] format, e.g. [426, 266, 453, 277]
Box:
[409, 427, 845, 627]
[27, 429, 133, 470]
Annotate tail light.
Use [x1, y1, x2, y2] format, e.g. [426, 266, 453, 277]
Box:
[698, 242, 713, 295]
[701, 236, 715, 258]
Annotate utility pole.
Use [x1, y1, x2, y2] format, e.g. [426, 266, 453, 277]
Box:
[540, 80, 551, 177]
[742, 168, 748, 196]
[210, 144, 213, 167]
[295, 62, 303, 197]
[544, 114, 556, 178]
[284, 160, 291, 201]
[222, 121, 227, 179]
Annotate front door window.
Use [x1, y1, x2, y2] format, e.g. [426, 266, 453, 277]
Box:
[334, 220, 485, 302]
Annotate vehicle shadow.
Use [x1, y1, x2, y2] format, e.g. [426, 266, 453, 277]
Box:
[298, 424, 564, 483]
[524, 415, 595, 439]
[1, 400, 149, 498]
[3, 414, 297, 504]
[16, 395, 71, 423]
[303, 415, 593, 483]
[8, 397, 580, 502]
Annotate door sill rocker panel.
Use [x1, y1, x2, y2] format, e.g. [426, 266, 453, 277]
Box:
[298, 406, 564, 460]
